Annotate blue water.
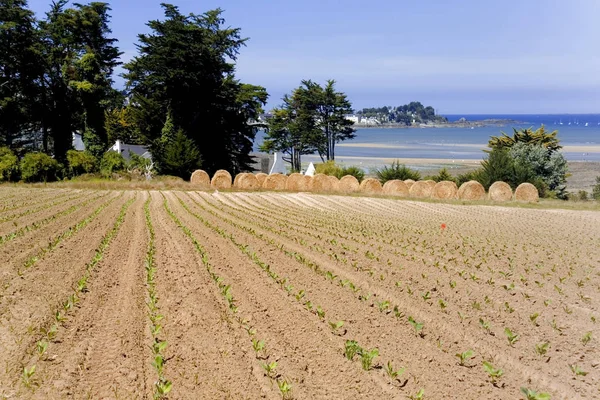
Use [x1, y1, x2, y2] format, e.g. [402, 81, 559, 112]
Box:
[254, 114, 600, 161]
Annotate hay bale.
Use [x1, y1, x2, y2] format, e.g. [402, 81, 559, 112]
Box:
[255, 173, 268, 187]
[312, 174, 333, 192]
[236, 173, 260, 190]
[432, 181, 458, 199]
[262, 173, 287, 191]
[328, 175, 340, 193]
[382, 180, 409, 197]
[425, 180, 437, 190]
[457, 180, 486, 200]
[514, 182, 539, 202]
[190, 169, 210, 186]
[359, 178, 383, 194]
[285, 173, 312, 192]
[338, 175, 360, 193]
[409, 180, 433, 198]
[211, 169, 232, 189]
[404, 179, 415, 189]
[488, 181, 513, 202]
[233, 173, 245, 188]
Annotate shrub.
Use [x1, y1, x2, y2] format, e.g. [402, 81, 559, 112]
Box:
[592, 176, 600, 201]
[20, 152, 59, 182]
[0, 147, 20, 182]
[509, 142, 568, 194]
[66, 150, 97, 177]
[339, 166, 365, 182]
[376, 160, 420, 183]
[158, 129, 201, 179]
[128, 151, 152, 171]
[100, 151, 126, 177]
[424, 167, 456, 183]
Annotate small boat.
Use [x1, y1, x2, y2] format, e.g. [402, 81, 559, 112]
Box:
[585, 122, 589, 127]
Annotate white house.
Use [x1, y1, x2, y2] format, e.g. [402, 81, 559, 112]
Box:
[72, 133, 151, 161]
[345, 114, 360, 124]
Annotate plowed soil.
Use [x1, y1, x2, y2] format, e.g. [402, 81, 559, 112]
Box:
[0, 187, 598, 400]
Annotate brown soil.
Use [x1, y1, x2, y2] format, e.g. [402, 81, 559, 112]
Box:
[0, 187, 598, 400]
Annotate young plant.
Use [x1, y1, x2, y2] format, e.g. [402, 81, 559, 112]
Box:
[581, 331, 592, 346]
[36, 340, 48, 358]
[21, 365, 36, 389]
[262, 361, 278, 378]
[329, 320, 345, 335]
[456, 349, 474, 366]
[155, 378, 173, 398]
[360, 348, 379, 371]
[316, 306, 325, 319]
[520, 387, 551, 400]
[504, 328, 519, 346]
[482, 361, 503, 385]
[377, 300, 390, 313]
[384, 361, 405, 380]
[535, 341, 549, 357]
[409, 388, 425, 400]
[252, 338, 265, 358]
[530, 313, 540, 326]
[408, 316, 424, 337]
[569, 364, 588, 377]
[344, 340, 362, 361]
[277, 379, 292, 399]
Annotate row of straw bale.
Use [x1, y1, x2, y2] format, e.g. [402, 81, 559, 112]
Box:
[190, 170, 538, 202]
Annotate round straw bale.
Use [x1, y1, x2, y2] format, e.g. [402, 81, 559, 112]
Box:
[312, 174, 333, 192]
[190, 169, 210, 186]
[409, 180, 433, 198]
[382, 180, 409, 197]
[255, 173, 267, 187]
[211, 169, 232, 189]
[432, 181, 458, 199]
[359, 178, 383, 194]
[327, 175, 340, 192]
[262, 173, 287, 191]
[236, 173, 260, 190]
[338, 175, 360, 193]
[514, 182, 539, 202]
[488, 181, 513, 202]
[404, 179, 415, 189]
[233, 173, 245, 188]
[457, 180, 486, 200]
[285, 173, 312, 192]
[425, 180, 437, 190]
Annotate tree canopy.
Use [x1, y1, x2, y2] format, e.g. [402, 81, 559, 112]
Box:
[123, 4, 268, 176]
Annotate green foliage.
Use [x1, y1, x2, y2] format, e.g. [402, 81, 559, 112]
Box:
[425, 167, 456, 183]
[124, 5, 267, 175]
[314, 161, 365, 181]
[509, 142, 567, 194]
[20, 152, 59, 182]
[360, 348, 379, 371]
[376, 160, 421, 183]
[156, 129, 201, 179]
[520, 387, 551, 400]
[489, 125, 561, 152]
[455, 349, 474, 366]
[339, 166, 365, 182]
[66, 150, 97, 176]
[482, 361, 504, 384]
[593, 176, 600, 200]
[0, 147, 20, 181]
[100, 151, 126, 177]
[358, 101, 447, 125]
[344, 340, 361, 360]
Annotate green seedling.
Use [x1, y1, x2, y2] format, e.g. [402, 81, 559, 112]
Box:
[262, 361, 277, 378]
[329, 320, 344, 334]
[360, 348, 379, 371]
[569, 364, 588, 376]
[384, 361, 405, 380]
[530, 313, 540, 326]
[344, 340, 361, 360]
[520, 387, 550, 400]
[482, 361, 503, 385]
[456, 349, 474, 366]
[535, 341, 549, 357]
[504, 328, 519, 346]
[277, 379, 292, 399]
[36, 340, 48, 358]
[409, 388, 425, 400]
[55, 311, 65, 323]
[152, 354, 166, 375]
[284, 284, 293, 294]
[295, 290, 305, 301]
[581, 331, 592, 346]
[438, 299, 447, 311]
[152, 340, 168, 355]
[377, 300, 390, 313]
[154, 378, 172, 398]
[22, 365, 36, 389]
[247, 327, 257, 336]
[305, 301, 313, 311]
[393, 306, 404, 319]
[252, 338, 265, 356]
[316, 306, 325, 319]
[421, 291, 431, 301]
[408, 316, 423, 337]
[479, 318, 491, 333]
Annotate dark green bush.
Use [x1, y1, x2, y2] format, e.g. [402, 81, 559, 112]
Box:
[67, 150, 98, 177]
[593, 176, 600, 201]
[375, 160, 420, 183]
[424, 167, 456, 183]
[0, 147, 20, 182]
[339, 166, 365, 182]
[20, 152, 59, 182]
[100, 151, 126, 177]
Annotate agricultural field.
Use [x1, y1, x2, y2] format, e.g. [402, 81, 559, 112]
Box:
[0, 187, 598, 400]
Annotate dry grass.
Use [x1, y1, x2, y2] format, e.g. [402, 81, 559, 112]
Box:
[255, 173, 268, 187]
[312, 174, 333, 193]
[515, 182, 539, 202]
[262, 174, 287, 190]
[338, 175, 360, 193]
[488, 181, 513, 202]
[382, 180, 409, 197]
[409, 181, 433, 198]
[211, 170, 232, 189]
[404, 179, 416, 189]
[458, 180, 486, 200]
[432, 181, 458, 199]
[190, 170, 210, 186]
[359, 178, 383, 194]
[235, 173, 261, 190]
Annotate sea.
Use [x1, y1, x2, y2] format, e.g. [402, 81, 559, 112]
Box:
[253, 114, 600, 166]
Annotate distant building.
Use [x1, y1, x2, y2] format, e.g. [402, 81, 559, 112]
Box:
[345, 114, 360, 124]
[110, 140, 152, 161]
[72, 132, 85, 151]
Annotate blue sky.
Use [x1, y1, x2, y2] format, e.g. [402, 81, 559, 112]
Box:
[27, 0, 600, 114]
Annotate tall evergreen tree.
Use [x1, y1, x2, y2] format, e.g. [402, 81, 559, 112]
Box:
[0, 0, 42, 151]
[124, 4, 268, 175]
